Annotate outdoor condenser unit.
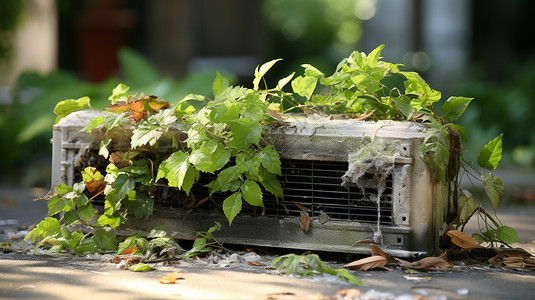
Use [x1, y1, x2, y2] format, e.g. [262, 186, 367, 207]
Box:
[51, 110, 452, 258]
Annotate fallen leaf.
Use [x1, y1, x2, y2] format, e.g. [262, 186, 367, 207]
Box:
[447, 230, 479, 249]
[124, 257, 142, 269]
[129, 262, 155, 272]
[370, 245, 395, 263]
[489, 251, 535, 270]
[292, 201, 311, 212]
[266, 292, 296, 300]
[396, 256, 452, 271]
[334, 289, 361, 298]
[159, 272, 184, 284]
[344, 255, 387, 271]
[248, 261, 261, 266]
[300, 212, 310, 233]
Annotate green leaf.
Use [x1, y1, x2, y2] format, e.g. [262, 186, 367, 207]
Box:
[241, 180, 263, 207]
[96, 213, 121, 228]
[81, 116, 105, 132]
[367, 44, 385, 67]
[402, 71, 441, 106]
[392, 96, 415, 120]
[259, 169, 284, 199]
[55, 184, 72, 195]
[131, 122, 163, 149]
[477, 134, 503, 171]
[223, 192, 242, 225]
[236, 150, 262, 178]
[47, 196, 69, 216]
[277, 72, 295, 90]
[129, 263, 156, 272]
[53, 96, 90, 123]
[230, 118, 262, 148]
[94, 228, 118, 251]
[482, 173, 504, 214]
[291, 76, 317, 100]
[63, 211, 77, 224]
[207, 166, 242, 194]
[24, 217, 61, 243]
[457, 191, 477, 223]
[496, 225, 520, 244]
[190, 145, 230, 174]
[113, 174, 136, 201]
[77, 205, 96, 223]
[212, 72, 229, 97]
[335, 268, 364, 286]
[441, 96, 473, 122]
[302, 64, 324, 78]
[208, 102, 240, 123]
[108, 83, 130, 104]
[260, 145, 282, 175]
[156, 150, 190, 188]
[253, 58, 282, 90]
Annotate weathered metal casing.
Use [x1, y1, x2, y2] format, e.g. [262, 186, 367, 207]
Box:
[52, 111, 451, 258]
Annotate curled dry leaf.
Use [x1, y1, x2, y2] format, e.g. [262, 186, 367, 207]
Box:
[395, 256, 452, 271]
[489, 252, 535, 270]
[344, 255, 387, 271]
[447, 230, 479, 249]
[159, 272, 184, 284]
[300, 212, 310, 233]
[292, 201, 312, 212]
[370, 245, 395, 263]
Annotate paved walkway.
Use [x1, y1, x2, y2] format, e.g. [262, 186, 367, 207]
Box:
[1, 186, 535, 299]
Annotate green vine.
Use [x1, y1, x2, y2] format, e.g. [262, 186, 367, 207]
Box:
[27, 45, 518, 260]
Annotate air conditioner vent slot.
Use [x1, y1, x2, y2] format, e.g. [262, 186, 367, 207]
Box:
[79, 157, 393, 226]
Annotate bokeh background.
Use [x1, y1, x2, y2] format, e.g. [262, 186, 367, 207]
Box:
[1, 0, 534, 205]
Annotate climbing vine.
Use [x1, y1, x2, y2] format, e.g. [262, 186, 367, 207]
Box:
[26, 45, 517, 260]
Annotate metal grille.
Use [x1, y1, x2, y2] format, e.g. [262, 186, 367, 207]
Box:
[79, 156, 394, 225]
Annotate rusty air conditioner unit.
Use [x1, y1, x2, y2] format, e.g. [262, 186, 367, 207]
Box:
[51, 110, 452, 258]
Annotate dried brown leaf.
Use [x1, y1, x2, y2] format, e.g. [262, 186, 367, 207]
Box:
[292, 201, 312, 212]
[447, 230, 479, 249]
[300, 212, 310, 233]
[407, 257, 452, 271]
[344, 255, 388, 271]
[334, 289, 361, 298]
[489, 251, 535, 270]
[370, 245, 395, 263]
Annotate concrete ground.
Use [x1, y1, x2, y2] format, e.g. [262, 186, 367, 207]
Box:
[1, 185, 535, 300]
